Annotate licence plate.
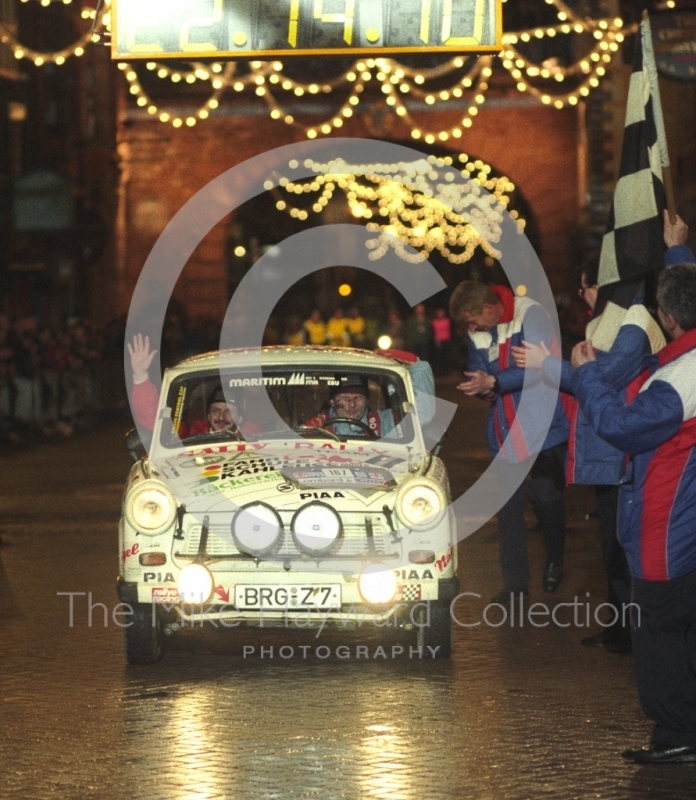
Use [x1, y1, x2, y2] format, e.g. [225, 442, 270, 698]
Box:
[234, 584, 341, 610]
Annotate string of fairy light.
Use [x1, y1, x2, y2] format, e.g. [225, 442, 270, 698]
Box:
[0, 0, 656, 139]
[0, 0, 109, 65]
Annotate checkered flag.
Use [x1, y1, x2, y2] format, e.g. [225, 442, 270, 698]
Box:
[588, 15, 669, 350]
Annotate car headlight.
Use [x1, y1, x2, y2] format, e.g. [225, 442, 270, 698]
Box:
[125, 480, 177, 535]
[177, 564, 214, 604]
[358, 564, 398, 605]
[232, 502, 284, 557]
[395, 478, 446, 530]
[291, 501, 342, 556]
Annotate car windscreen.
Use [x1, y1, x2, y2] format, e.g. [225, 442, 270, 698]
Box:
[159, 366, 415, 447]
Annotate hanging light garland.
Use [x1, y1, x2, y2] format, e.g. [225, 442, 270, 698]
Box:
[0, 0, 109, 66]
[259, 154, 522, 265]
[3, 0, 639, 137]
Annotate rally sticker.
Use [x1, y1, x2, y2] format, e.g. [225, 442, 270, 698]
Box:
[283, 466, 394, 487]
[152, 587, 180, 604]
[189, 472, 285, 497]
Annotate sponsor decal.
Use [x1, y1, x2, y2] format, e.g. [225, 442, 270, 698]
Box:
[221, 463, 279, 479]
[285, 466, 393, 486]
[143, 571, 175, 583]
[396, 585, 422, 603]
[121, 543, 139, 563]
[277, 483, 295, 493]
[172, 384, 187, 432]
[185, 451, 401, 484]
[186, 443, 399, 456]
[286, 372, 319, 385]
[436, 545, 453, 572]
[394, 568, 434, 580]
[229, 376, 286, 387]
[152, 587, 180, 604]
[299, 491, 345, 500]
[189, 472, 286, 497]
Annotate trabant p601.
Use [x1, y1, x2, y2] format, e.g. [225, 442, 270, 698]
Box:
[118, 346, 458, 663]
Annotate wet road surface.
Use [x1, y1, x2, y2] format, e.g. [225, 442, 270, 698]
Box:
[1, 388, 694, 799]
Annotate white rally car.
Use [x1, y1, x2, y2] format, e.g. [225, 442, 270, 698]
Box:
[118, 346, 458, 663]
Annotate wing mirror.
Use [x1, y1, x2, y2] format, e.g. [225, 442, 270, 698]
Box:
[125, 428, 145, 462]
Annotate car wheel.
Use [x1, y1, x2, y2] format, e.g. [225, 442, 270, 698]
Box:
[415, 600, 452, 659]
[124, 603, 162, 664]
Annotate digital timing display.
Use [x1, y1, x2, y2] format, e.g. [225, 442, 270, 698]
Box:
[111, 0, 502, 59]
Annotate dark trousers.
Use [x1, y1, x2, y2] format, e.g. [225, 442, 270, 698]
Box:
[496, 444, 566, 591]
[595, 485, 631, 640]
[630, 568, 696, 747]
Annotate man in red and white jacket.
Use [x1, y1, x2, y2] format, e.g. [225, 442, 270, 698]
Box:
[450, 280, 570, 602]
[572, 263, 696, 764]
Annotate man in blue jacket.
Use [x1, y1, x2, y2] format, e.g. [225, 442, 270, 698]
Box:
[572, 262, 696, 764]
[511, 211, 691, 653]
[450, 281, 569, 601]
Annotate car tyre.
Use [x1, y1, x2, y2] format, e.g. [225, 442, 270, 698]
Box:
[415, 600, 452, 658]
[124, 603, 162, 664]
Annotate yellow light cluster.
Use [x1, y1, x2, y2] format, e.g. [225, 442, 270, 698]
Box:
[0, 0, 109, 65]
[266, 155, 523, 265]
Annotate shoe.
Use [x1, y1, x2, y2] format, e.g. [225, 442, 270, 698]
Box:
[490, 588, 529, 607]
[543, 561, 564, 593]
[621, 744, 696, 764]
[581, 630, 632, 653]
[55, 421, 73, 437]
[581, 631, 614, 648]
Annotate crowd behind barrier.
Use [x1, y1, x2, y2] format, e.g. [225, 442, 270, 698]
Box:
[0, 295, 589, 445]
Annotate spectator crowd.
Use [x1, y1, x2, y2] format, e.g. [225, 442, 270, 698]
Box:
[0, 314, 126, 443]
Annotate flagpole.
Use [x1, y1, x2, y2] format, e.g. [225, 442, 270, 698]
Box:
[663, 165, 677, 225]
[642, 10, 677, 223]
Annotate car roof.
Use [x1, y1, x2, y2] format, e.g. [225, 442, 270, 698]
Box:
[167, 346, 409, 376]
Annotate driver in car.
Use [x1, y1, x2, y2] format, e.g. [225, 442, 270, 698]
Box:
[127, 334, 259, 438]
[304, 375, 391, 437]
[179, 386, 260, 438]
